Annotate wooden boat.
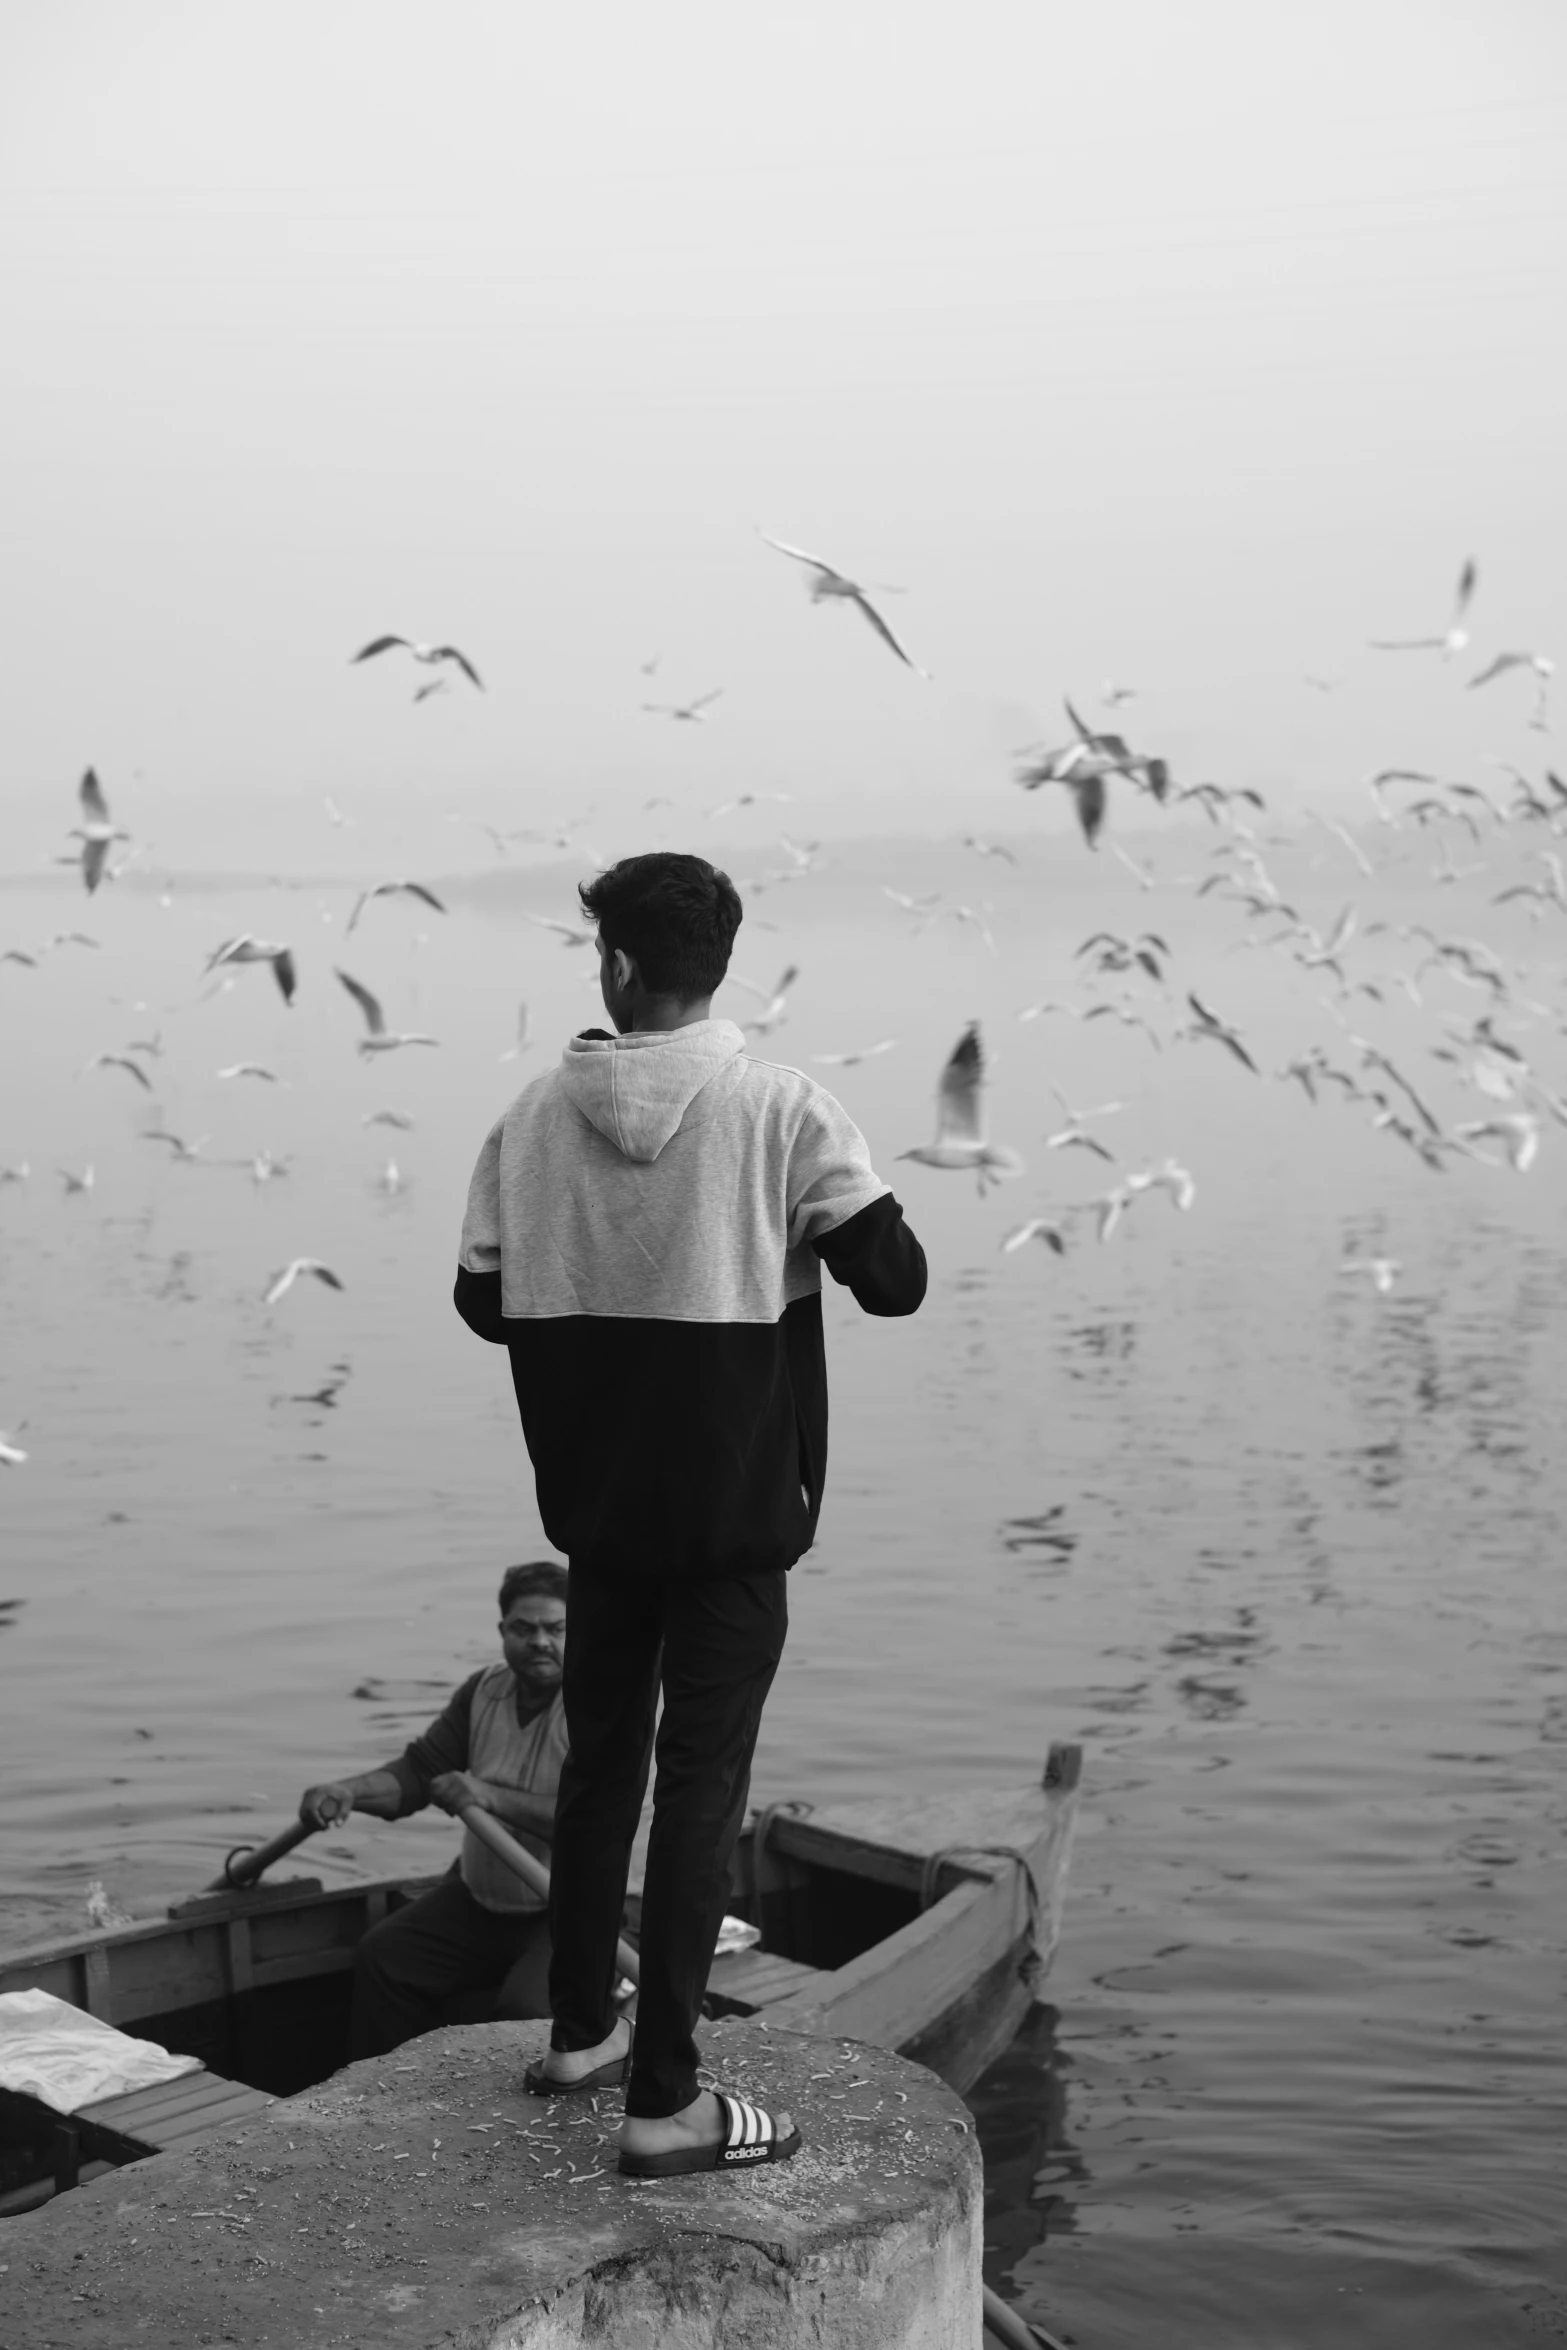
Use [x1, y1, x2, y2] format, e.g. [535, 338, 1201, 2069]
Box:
[0, 1741, 1080, 2229]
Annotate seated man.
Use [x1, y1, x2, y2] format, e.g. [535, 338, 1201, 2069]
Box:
[299, 1560, 569, 2058]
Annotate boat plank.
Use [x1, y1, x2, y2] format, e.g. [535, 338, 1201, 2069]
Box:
[123, 2090, 274, 2149]
[703, 1950, 826, 2009]
[78, 2071, 264, 2132]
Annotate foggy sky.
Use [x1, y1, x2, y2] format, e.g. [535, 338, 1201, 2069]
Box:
[3, 1, 1565, 874]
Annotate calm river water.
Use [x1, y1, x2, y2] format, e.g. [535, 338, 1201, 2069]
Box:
[2, 839, 1564, 2347]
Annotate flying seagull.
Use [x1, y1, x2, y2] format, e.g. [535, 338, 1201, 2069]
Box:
[350, 636, 483, 689]
[0, 1429, 28, 1467]
[1097, 1159, 1196, 1242]
[141, 1128, 208, 1161]
[810, 1039, 898, 1067]
[1000, 1217, 1067, 1256]
[498, 1003, 532, 1063]
[1044, 1087, 1122, 1161]
[1016, 701, 1171, 850]
[1075, 929, 1169, 983]
[68, 770, 130, 894]
[216, 1062, 280, 1083]
[334, 968, 438, 1054]
[757, 530, 928, 676]
[83, 1052, 153, 1092]
[1469, 650, 1553, 730]
[731, 964, 799, 1037]
[897, 1022, 1023, 1196]
[1469, 650, 1553, 692]
[1453, 1112, 1540, 1173]
[1306, 811, 1376, 879]
[528, 916, 595, 948]
[263, 1258, 345, 1307]
[346, 880, 447, 936]
[1014, 742, 1109, 848]
[363, 1109, 416, 1130]
[1369, 558, 1477, 658]
[643, 689, 724, 723]
[1182, 992, 1260, 1074]
[204, 935, 297, 1005]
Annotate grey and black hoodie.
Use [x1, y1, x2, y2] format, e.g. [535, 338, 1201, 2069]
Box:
[454, 1018, 926, 1578]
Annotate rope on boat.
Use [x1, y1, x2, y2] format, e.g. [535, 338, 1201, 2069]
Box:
[750, 1798, 815, 1892]
[918, 1845, 1048, 1994]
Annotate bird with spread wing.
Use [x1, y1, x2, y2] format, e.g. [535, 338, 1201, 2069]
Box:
[204, 935, 297, 1005]
[898, 1023, 1023, 1196]
[350, 636, 484, 690]
[346, 880, 447, 936]
[1369, 558, 1477, 658]
[334, 969, 438, 1055]
[644, 689, 724, 723]
[729, 964, 799, 1037]
[68, 770, 131, 895]
[758, 531, 928, 675]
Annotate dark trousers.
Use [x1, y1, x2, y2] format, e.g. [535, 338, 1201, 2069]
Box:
[548, 1568, 788, 2117]
[349, 1866, 553, 2059]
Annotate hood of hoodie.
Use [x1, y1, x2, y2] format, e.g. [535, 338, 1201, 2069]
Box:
[557, 1019, 749, 1163]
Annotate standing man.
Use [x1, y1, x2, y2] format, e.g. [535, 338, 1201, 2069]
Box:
[298, 1560, 569, 2058]
[455, 851, 925, 2177]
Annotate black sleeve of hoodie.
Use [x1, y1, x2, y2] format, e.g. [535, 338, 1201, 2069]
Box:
[813, 1193, 927, 1316]
[454, 1264, 508, 1343]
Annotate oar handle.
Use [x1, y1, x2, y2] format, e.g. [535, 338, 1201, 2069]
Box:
[211, 1816, 320, 1891]
[459, 1806, 641, 1987]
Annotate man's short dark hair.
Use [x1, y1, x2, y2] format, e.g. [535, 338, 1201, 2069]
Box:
[577, 853, 742, 1001]
[498, 1560, 568, 1615]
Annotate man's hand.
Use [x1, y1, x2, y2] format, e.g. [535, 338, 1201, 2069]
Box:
[299, 1782, 356, 1830]
[428, 1770, 496, 1818]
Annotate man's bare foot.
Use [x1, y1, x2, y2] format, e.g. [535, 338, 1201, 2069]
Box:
[534, 2012, 630, 2086]
[618, 2087, 794, 2160]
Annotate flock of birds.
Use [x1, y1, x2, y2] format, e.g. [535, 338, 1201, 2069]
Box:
[2, 551, 1564, 1470]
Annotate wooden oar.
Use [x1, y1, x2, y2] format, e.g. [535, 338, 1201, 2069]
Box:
[206, 1816, 320, 1891]
[980, 2286, 1069, 2350]
[458, 1805, 641, 1986]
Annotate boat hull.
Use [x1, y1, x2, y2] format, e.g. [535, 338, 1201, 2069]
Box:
[1, 1743, 1081, 2214]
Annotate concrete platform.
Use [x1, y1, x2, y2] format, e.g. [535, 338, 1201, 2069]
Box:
[1, 2019, 983, 2349]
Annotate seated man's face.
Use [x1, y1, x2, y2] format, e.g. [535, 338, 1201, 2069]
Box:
[501, 1596, 567, 1692]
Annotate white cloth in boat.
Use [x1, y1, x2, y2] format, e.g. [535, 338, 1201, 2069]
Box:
[0, 1987, 201, 2115]
[457, 1664, 568, 1915]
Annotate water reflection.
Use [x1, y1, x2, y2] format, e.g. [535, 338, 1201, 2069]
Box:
[969, 2001, 1083, 2317]
[1000, 1507, 1078, 1562]
[274, 1358, 354, 1414]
